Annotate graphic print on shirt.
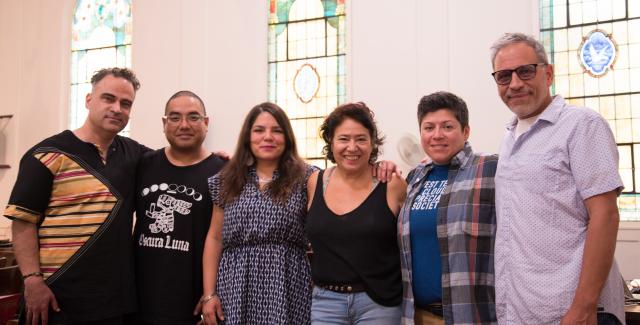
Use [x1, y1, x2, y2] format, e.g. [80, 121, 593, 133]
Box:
[137, 183, 204, 252]
[411, 180, 448, 210]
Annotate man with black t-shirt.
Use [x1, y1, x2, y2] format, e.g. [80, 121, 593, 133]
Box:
[132, 91, 225, 325]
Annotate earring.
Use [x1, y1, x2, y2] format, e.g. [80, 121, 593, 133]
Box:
[246, 155, 255, 166]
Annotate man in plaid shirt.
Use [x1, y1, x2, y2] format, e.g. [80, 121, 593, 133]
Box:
[397, 91, 497, 324]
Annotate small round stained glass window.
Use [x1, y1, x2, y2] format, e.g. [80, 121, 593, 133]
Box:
[293, 63, 320, 103]
[578, 29, 617, 77]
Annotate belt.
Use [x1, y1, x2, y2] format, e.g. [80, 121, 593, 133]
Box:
[317, 283, 366, 293]
[417, 303, 443, 317]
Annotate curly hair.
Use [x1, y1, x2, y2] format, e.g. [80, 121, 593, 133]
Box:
[91, 67, 141, 91]
[320, 102, 385, 165]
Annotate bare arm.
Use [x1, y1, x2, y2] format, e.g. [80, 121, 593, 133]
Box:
[12, 220, 59, 325]
[307, 170, 319, 211]
[561, 190, 619, 325]
[386, 173, 408, 215]
[201, 205, 225, 325]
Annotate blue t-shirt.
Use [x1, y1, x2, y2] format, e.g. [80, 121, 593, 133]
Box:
[410, 164, 448, 307]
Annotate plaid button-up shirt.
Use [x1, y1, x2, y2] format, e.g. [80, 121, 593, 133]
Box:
[398, 143, 498, 325]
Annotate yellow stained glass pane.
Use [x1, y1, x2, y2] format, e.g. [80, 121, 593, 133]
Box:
[568, 97, 585, 107]
[585, 97, 600, 113]
[615, 95, 632, 118]
[584, 73, 599, 95]
[618, 145, 633, 169]
[569, 2, 583, 24]
[615, 45, 629, 70]
[582, 1, 598, 24]
[629, 20, 640, 42]
[569, 74, 584, 97]
[612, 21, 628, 44]
[620, 168, 634, 192]
[631, 68, 640, 92]
[554, 51, 569, 75]
[616, 119, 632, 143]
[633, 118, 640, 142]
[600, 96, 616, 119]
[629, 44, 640, 68]
[612, 0, 626, 18]
[630, 0, 640, 17]
[632, 94, 640, 118]
[614, 69, 630, 93]
[568, 27, 583, 51]
[553, 4, 567, 28]
[597, 0, 613, 21]
[553, 29, 568, 53]
[598, 71, 615, 93]
[568, 50, 582, 74]
[554, 74, 569, 96]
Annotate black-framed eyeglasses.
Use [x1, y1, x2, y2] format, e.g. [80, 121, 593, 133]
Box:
[163, 113, 206, 124]
[491, 63, 547, 85]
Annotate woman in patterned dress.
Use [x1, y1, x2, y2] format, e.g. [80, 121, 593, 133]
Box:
[201, 102, 313, 325]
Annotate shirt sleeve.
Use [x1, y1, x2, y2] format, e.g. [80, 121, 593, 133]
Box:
[568, 112, 624, 200]
[3, 152, 54, 224]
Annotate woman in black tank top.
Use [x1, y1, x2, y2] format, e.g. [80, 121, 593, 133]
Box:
[305, 102, 407, 325]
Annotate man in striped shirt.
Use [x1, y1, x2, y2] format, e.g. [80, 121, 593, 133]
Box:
[4, 68, 149, 325]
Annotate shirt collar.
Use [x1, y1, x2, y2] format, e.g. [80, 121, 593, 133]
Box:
[505, 95, 565, 130]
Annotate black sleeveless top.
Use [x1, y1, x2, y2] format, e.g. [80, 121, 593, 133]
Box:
[306, 170, 402, 306]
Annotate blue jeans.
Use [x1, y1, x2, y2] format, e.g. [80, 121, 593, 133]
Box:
[311, 286, 401, 325]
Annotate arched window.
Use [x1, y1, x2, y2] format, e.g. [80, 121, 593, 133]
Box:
[268, 0, 346, 168]
[70, 0, 133, 136]
[540, 0, 640, 221]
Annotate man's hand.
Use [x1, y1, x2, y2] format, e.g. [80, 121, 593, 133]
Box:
[372, 160, 402, 182]
[202, 295, 224, 325]
[24, 276, 60, 325]
[560, 303, 596, 325]
[213, 151, 230, 161]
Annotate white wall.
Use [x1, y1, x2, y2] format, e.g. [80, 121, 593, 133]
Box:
[1, 0, 638, 279]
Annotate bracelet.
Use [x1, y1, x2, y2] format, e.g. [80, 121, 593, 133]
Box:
[200, 293, 218, 304]
[22, 272, 44, 280]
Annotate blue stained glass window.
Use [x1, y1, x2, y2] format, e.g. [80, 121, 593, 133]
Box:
[540, 0, 640, 221]
[268, 0, 346, 168]
[70, 0, 132, 136]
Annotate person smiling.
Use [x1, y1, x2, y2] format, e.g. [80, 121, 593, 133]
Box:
[398, 91, 498, 324]
[202, 102, 314, 325]
[306, 102, 407, 324]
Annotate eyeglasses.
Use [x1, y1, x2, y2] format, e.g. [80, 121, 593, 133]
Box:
[491, 63, 546, 85]
[163, 113, 206, 124]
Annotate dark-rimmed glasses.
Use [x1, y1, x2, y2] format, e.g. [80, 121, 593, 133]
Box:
[491, 63, 546, 85]
[163, 113, 206, 124]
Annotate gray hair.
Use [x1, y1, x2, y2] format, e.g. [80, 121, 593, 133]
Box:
[490, 33, 549, 67]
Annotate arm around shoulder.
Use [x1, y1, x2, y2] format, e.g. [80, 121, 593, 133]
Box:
[387, 173, 407, 215]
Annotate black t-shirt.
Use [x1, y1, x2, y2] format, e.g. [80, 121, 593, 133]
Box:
[133, 149, 225, 324]
[5, 130, 150, 322]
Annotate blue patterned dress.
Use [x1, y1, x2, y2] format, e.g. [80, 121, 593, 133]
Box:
[207, 167, 313, 325]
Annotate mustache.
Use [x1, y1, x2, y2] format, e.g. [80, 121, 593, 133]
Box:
[506, 89, 533, 99]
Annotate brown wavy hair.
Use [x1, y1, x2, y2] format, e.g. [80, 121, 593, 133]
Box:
[219, 102, 306, 204]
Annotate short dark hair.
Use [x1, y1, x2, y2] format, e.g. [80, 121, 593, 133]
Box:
[417, 91, 469, 129]
[164, 90, 207, 115]
[320, 102, 384, 165]
[91, 67, 141, 92]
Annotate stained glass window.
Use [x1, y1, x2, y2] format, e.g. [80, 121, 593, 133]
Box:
[71, 0, 132, 136]
[540, 0, 640, 221]
[268, 0, 346, 168]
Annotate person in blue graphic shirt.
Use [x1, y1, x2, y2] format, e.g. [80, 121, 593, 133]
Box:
[397, 91, 498, 325]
